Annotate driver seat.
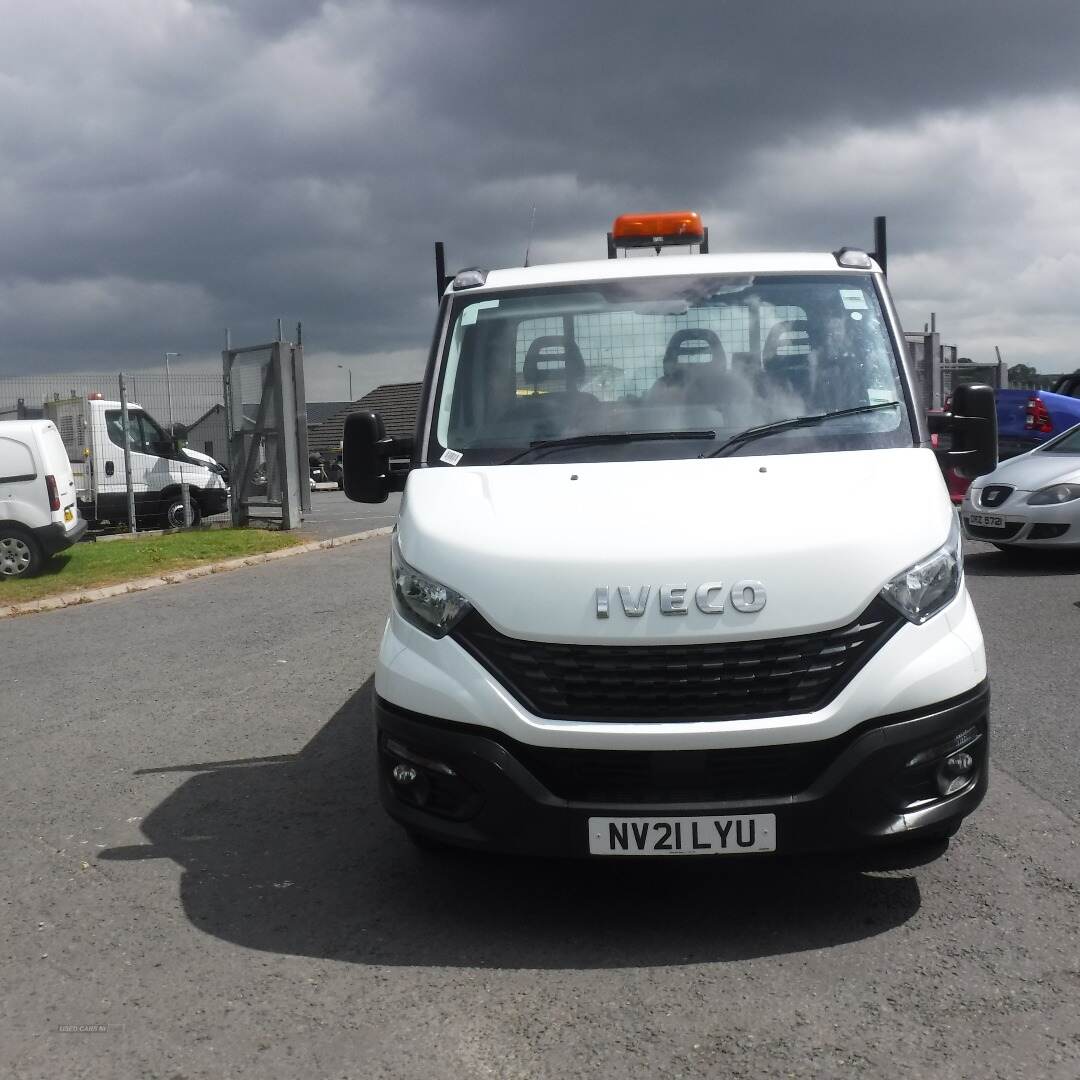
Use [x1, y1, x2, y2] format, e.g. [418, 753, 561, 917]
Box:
[511, 336, 600, 438]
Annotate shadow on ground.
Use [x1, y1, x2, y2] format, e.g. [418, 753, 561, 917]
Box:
[100, 680, 924, 969]
[965, 546, 1080, 578]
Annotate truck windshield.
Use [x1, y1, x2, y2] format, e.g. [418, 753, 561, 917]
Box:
[428, 273, 912, 465]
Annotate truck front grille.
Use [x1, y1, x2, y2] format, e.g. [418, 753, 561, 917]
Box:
[511, 738, 849, 803]
[979, 485, 1013, 508]
[450, 597, 903, 723]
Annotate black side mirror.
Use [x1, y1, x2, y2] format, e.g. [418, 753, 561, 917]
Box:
[927, 383, 998, 479]
[342, 411, 413, 502]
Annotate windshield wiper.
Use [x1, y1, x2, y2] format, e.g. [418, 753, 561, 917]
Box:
[500, 429, 716, 466]
[703, 402, 902, 459]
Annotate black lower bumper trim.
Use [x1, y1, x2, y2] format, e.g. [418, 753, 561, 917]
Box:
[373, 683, 990, 857]
[33, 517, 87, 555]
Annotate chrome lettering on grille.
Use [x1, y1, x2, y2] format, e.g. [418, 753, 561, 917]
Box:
[694, 582, 725, 614]
[658, 584, 689, 614]
[595, 587, 610, 618]
[595, 581, 767, 617]
[731, 579, 767, 613]
[617, 585, 651, 617]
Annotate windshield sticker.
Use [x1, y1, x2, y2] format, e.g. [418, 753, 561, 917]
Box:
[839, 289, 868, 310]
[850, 311, 863, 321]
[440, 448, 463, 466]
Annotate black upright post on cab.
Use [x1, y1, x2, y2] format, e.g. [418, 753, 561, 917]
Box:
[873, 216, 888, 276]
[435, 241, 447, 303]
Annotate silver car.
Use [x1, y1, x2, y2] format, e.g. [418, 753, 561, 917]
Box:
[963, 423, 1080, 548]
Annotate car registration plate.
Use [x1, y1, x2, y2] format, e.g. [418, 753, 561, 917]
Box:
[588, 814, 776, 856]
[64, 508, 74, 523]
[966, 513, 1005, 528]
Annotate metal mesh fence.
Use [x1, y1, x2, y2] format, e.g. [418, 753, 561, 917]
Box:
[0, 371, 230, 528]
[513, 307, 806, 400]
[225, 348, 281, 512]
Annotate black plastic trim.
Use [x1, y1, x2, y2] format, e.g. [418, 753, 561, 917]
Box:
[373, 681, 990, 856]
[450, 597, 905, 724]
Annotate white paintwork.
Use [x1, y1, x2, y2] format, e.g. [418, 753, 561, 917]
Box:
[375, 584, 984, 751]
[451, 252, 881, 295]
[0, 419, 81, 536]
[398, 448, 952, 643]
[376, 248, 985, 756]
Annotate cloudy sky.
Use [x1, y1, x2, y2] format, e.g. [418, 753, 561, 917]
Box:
[3, 0, 1080, 401]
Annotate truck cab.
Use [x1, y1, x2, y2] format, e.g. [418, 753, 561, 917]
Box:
[343, 212, 998, 858]
[47, 395, 229, 529]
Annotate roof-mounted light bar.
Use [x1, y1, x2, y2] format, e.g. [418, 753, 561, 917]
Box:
[452, 267, 488, 290]
[609, 211, 707, 257]
[834, 247, 875, 270]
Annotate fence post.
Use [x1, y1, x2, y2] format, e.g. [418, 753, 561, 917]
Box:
[118, 373, 138, 534]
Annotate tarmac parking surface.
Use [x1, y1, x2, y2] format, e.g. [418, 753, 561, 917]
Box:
[2, 536, 1079, 1079]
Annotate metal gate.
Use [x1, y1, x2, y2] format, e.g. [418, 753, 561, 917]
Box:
[222, 328, 309, 529]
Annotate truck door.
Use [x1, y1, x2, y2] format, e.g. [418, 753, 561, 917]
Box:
[99, 407, 156, 520]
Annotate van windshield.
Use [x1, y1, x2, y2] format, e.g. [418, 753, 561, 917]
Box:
[428, 273, 912, 465]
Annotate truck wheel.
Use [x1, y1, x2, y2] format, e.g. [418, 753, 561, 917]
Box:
[162, 495, 203, 530]
[0, 528, 43, 578]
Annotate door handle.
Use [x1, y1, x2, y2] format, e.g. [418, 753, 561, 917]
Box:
[105, 461, 115, 477]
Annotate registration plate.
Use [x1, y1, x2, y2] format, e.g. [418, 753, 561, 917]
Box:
[966, 513, 1005, 528]
[64, 508, 74, 523]
[588, 814, 776, 856]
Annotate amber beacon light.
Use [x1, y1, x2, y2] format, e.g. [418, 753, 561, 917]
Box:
[610, 211, 706, 255]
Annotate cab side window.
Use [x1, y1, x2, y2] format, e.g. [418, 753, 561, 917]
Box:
[104, 411, 170, 455]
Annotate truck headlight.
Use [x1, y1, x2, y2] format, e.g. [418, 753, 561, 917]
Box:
[880, 514, 963, 625]
[1026, 483, 1080, 505]
[391, 532, 471, 638]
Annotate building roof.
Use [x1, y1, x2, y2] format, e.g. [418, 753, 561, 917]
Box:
[454, 252, 878, 294]
[307, 381, 423, 455]
[306, 401, 351, 425]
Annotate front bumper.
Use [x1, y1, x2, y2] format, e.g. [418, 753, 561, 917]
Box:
[199, 487, 229, 516]
[962, 498, 1080, 547]
[374, 681, 989, 857]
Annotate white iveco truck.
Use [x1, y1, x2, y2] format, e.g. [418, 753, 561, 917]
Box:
[342, 211, 997, 858]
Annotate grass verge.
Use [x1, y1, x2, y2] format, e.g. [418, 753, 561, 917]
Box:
[1, 528, 302, 605]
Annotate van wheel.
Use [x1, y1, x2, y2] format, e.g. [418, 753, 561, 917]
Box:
[0, 529, 43, 578]
[162, 495, 203, 530]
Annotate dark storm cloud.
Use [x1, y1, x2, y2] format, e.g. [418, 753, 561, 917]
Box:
[2, 0, 1080, 395]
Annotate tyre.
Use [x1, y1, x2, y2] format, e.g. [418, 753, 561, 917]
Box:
[0, 528, 43, 579]
[162, 493, 203, 530]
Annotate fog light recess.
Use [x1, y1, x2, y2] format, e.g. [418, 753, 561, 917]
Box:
[392, 763, 418, 785]
[937, 752, 976, 796]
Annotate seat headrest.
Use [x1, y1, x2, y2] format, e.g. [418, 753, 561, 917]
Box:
[523, 336, 586, 387]
[762, 320, 809, 363]
[662, 328, 726, 375]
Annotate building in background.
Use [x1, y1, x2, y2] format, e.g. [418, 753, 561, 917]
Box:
[308, 382, 423, 459]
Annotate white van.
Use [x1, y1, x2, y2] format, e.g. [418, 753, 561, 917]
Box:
[342, 212, 998, 858]
[45, 395, 228, 529]
[0, 419, 87, 577]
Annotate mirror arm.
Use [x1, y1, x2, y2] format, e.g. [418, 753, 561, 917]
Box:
[381, 434, 414, 492]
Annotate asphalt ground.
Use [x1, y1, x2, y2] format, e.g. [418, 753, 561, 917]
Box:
[300, 489, 401, 540]
[1, 536, 1079, 1079]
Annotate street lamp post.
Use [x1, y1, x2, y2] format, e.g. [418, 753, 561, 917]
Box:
[337, 364, 354, 400]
